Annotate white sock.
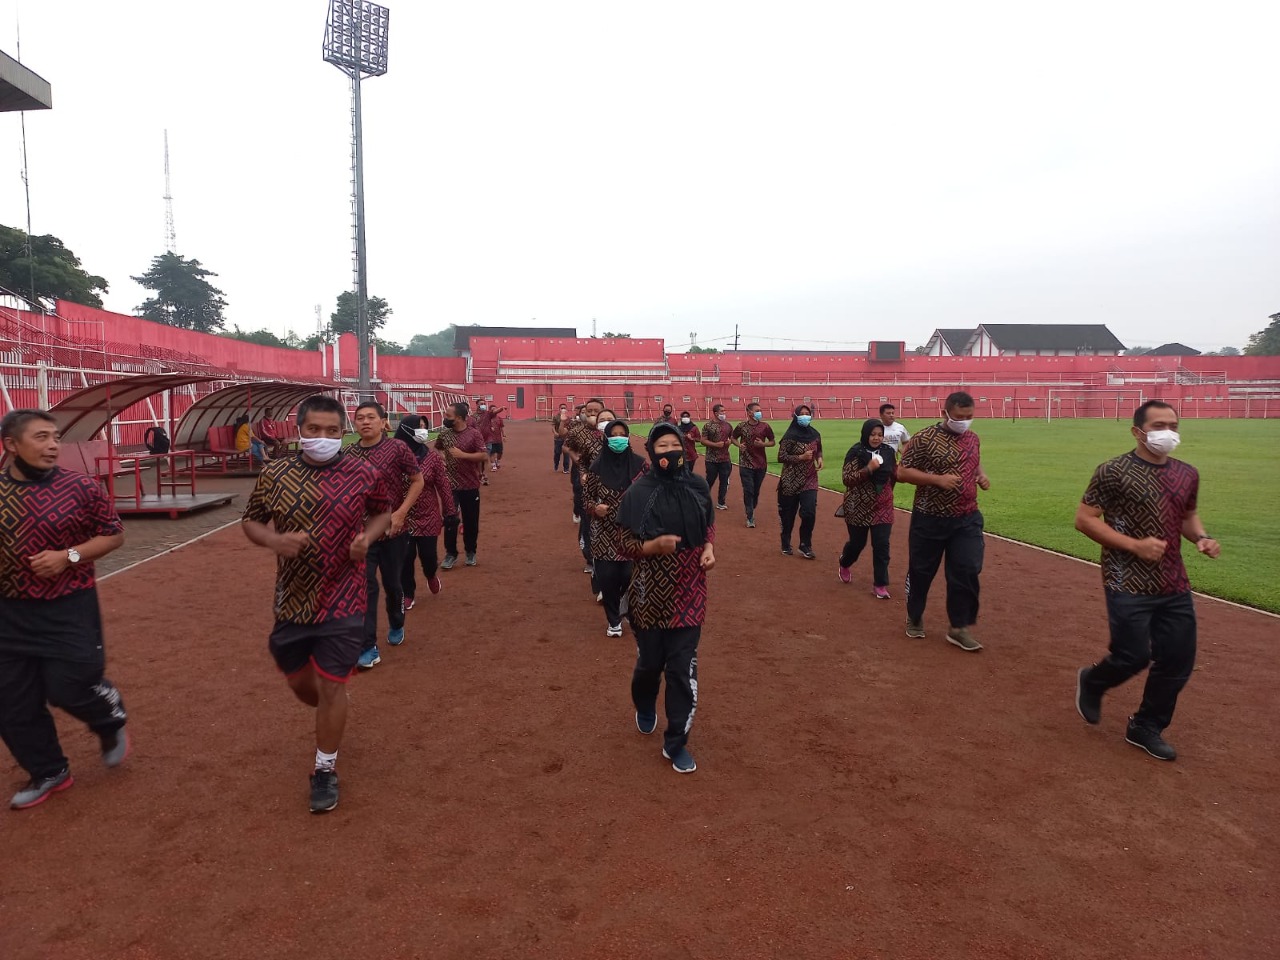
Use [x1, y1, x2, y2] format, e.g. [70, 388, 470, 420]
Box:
[315, 749, 337, 772]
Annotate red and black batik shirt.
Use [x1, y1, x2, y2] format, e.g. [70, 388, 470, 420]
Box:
[619, 522, 716, 629]
[564, 422, 604, 477]
[582, 461, 648, 562]
[344, 437, 419, 514]
[406, 448, 456, 538]
[899, 424, 981, 518]
[841, 457, 896, 527]
[678, 424, 702, 465]
[732, 420, 775, 470]
[701, 419, 732, 463]
[242, 453, 391, 625]
[0, 468, 124, 600]
[488, 415, 505, 444]
[435, 425, 487, 490]
[778, 436, 823, 496]
[1082, 452, 1199, 596]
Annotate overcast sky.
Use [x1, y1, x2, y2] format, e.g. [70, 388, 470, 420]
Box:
[3, 1, 1277, 353]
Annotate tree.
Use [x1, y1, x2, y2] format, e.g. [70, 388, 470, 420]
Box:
[132, 252, 227, 332]
[600, 331, 631, 338]
[375, 338, 406, 356]
[330, 291, 391, 336]
[0, 224, 108, 307]
[913, 344, 928, 355]
[220, 326, 289, 348]
[1244, 314, 1280, 356]
[1218, 346, 1241, 356]
[406, 326, 456, 357]
[1125, 347, 1153, 356]
[688, 345, 720, 354]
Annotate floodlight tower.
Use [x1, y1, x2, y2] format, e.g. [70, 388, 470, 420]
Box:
[323, 0, 390, 401]
[163, 130, 177, 254]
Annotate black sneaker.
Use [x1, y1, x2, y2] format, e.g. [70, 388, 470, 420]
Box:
[1126, 720, 1176, 761]
[662, 746, 697, 774]
[309, 769, 340, 813]
[798, 545, 816, 560]
[1076, 667, 1102, 725]
[635, 711, 658, 735]
[100, 727, 131, 768]
[10, 767, 74, 810]
[781, 546, 793, 556]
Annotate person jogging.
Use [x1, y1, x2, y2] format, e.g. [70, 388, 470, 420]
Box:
[241, 395, 393, 813]
[731, 402, 775, 528]
[700, 404, 733, 511]
[436, 401, 488, 569]
[393, 416, 455, 612]
[896, 391, 990, 652]
[564, 399, 606, 577]
[0, 409, 130, 811]
[583, 419, 647, 637]
[879, 403, 911, 454]
[617, 423, 716, 775]
[552, 404, 571, 473]
[675, 411, 701, 476]
[838, 419, 897, 598]
[776, 405, 823, 559]
[483, 406, 508, 472]
[346, 401, 423, 670]
[1073, 401, 1219, 761]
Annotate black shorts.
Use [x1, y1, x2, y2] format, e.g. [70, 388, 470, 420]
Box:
[490, 442, 504, 456]
[268, 615, 363, 683]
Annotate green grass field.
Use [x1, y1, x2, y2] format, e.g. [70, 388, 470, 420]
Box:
[633, 418, 1280, 613]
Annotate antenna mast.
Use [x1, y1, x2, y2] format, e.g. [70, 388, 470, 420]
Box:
[163, 130, 177, 254]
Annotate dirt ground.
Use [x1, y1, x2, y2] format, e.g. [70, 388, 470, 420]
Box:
[2, 423, 1276, 960]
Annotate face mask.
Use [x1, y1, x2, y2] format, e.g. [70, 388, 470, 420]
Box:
[654, 450, 683, 472]
[796, 415, 812, 427]
[717, 414, 727, 422]
[752, 411, 763, 421]
[413, 428, 431, 443]
[607, 436, 630, 453]
[1143, 429, 1181, 456]
[13, 455, 55, 482]
[597, 420, 611, 432]
[663, 411, 672, 419]
[299, 435, 342, 462]
[945, 417, 972, 434]
[680, 417, 691, 425]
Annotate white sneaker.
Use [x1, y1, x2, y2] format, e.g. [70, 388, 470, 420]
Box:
[573, 514, 580, 524]
[606, 624, 623, 637]
[596, 591, 604, 603]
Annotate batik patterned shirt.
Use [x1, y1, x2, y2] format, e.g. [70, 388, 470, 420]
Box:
[435, 426, 487, 490]
[0, 468, 124, 600]
[732, 420, 775, 470]
[701, 420, 732, 463]
[564, 422, 604, 479]
[582, 460, 648, 561]
[841, 457, 896, 527]
[242, 453, 391, 624]
[406, 448, 456, 538]
[778, 436, 823, 496]
[344, 437, 420, 514]
[1082, 452, 1199, 596]
[899, 424, 981, 518]
[619, 523, 716, 629]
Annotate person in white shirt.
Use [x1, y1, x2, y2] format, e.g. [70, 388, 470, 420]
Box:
[879, 403, 911, 453]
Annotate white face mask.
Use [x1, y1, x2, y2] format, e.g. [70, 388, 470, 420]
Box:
[717, 414, 727, 421]
[597, 420, 611, 432]
[479, 405, 487, 412]
[1143, 429, 1181, 456]
[413, 428, 431, 443]
[680, 417, 691, 425]
[946, 417, 972, 434]
[299, 435, 342, 462]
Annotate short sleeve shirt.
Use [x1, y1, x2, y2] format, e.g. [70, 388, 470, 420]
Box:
[1082, 452, 1199, 595]
[565, 422, 604, 477]
[343, 438, 419, 513]
[435, 425, 487, 490]
[732, 420, 775, 470]
[701, 420, 732, 462]
[0, 468, 124, 600]
[899, 423, 981, 517]
[881, 422, 910, 452]
[242, 453, 391, 624]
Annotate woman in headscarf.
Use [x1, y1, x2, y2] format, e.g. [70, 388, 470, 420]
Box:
[776, 404, 823, 559]
[395, 415, 457, 610]
[838, 418, 897, 598]
[583, 419, 648, 637]
[617, 423, 716, 774]
[675, 410, 701, 475]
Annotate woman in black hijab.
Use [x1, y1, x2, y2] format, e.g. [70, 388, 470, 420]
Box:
[838, 418, 897, 598]
[616, 422, 716, 774]
[584, 419, 648, 637]
[776, 404, 823, 559]
[675, 409, 701, 475]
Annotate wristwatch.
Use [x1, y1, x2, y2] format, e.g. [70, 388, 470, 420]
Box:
[67, 548, 81, 564]
[1197, 534, 1213, 542]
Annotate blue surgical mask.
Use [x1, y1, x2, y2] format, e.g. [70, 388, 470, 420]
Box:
[796, 415, 812, 427]
[607, 436, 630, 453]
[751, 411, 763, 421]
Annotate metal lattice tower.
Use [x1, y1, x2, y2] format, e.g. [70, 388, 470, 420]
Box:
[323, 0, 391, 402]
[163, 130, 177, 254]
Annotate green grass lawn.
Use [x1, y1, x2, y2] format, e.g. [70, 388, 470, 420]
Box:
[632, 418, 1280, 613]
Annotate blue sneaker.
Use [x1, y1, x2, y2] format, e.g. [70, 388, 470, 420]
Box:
[357, 647, 381, 670]
[662, 746, 697, 774]
[635, 711, 658, 735]
[388, 627, 405, 647]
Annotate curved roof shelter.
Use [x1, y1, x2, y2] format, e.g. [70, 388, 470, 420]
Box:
[50, 374, 223, 444]
[174, 381, 333, 448]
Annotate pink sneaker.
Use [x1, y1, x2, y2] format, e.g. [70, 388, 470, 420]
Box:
[837, 565, 851, 584]
[874, 586, 891, 600]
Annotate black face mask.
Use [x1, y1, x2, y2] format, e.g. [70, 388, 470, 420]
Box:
[653, 450, 683, 473]
[13, 455, 55, 482]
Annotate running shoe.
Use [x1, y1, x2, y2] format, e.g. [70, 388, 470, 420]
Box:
[101, 728, 131, 768]
[606, 624, 623, 637]
[838, 564, 852, 584]
[715, 503, 728, 511]
[799, 545, 816, 560]
[946, 627, 983, 652]
[1125, 719, 1176, 761]
[465, 553, 477, 567]
[874, 586, 891, 600]
[402, 596, 416, 613]
[357, 647, 381, 670]
[905, 618, 926, 639]
[10, 768, 73, 810]
[441, 554, 457, 570]
[662, 746, 697, 774]
[636, 711, 658, 735]
[309, 769, 339, 813]
[1076, 667, 1102, 725]
[388, 627, 405, 646]
[746, 518, 756, 528]
[573, 514, 580, 524]
[427, 575, 443, 595]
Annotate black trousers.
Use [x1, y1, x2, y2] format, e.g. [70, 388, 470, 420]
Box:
[0, 590, 127, 779]
[363, 534, 407, 648]
[553, 437, 569, 471]
[778, 489, 818, 549]
[840, 522, 893, 586]
[1084, 590, 1197, 732]
[905, 511, 984, 627]
[445, 488, 480, 556]
[631, 626, 700, 754]
[595, 559, 633, 629]
[739, 466, 766, 519]
[571, 468, 585, 520]
[704, 460, 732, 505]
[401, 534, 439, 599]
